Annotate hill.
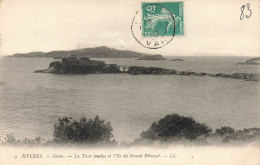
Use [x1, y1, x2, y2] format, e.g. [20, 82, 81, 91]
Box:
[11, 46, 157, 58]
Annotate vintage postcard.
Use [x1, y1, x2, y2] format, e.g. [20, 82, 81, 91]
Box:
[0, 0, 259, 164]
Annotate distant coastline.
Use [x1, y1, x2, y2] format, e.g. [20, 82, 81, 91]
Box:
[8, 46, 185, 61]
[9, 46, 161, 59]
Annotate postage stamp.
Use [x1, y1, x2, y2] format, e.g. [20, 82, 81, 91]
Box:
[142, 1, 184, 37]
[131, 1, 184, 49]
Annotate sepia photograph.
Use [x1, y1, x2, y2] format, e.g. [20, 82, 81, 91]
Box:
[0, 0, 259, 164]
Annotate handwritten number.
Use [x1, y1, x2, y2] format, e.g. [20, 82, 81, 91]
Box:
[240, 5, 245, 20]
[246, 3, 252, 18]
[240, 3, 252, 20]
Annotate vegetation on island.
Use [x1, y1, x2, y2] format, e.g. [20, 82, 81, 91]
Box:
[1, 114, 259, 146]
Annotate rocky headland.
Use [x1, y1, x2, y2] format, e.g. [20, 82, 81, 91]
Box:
[35, 56, 260, 81]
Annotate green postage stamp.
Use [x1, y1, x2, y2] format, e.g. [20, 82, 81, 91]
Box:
[131, 1, 184, 49]
[142, 1, 184, 37]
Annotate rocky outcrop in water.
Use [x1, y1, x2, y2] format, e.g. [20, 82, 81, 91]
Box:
[126, 66, 176, 75]
[168, 59, 184, 61]
[126, 66, 260, 81]
[35, 57, 260, 81]
[34, 56, 120, 74]
[237, 57, 260, 65]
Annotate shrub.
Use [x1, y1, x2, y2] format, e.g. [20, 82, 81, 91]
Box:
[214, 126, 236, 142]
[236, 128, 260, 141]
[215, 126, 235, 136]
[2, 134, 20, 144]
[53, 115, 114, 144]
[0, 134, 45, 145]
[214, 127, 260, 143]
[22, 137, 45, 144]
[140, 114, 212, 141]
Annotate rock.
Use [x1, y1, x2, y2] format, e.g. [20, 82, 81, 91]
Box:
[214, 73, 230, 78]
[127, 66, 259, 81]
[230, 73, 260, 81]
[127, 66, 169, 75]
[34, 70, 45, 73]
[194, 72, 207, 76]
[104, 64, 121, 73]
[49, 61, 63, 73]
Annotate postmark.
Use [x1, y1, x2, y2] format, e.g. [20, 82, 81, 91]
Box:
[131, 1, 184, 49]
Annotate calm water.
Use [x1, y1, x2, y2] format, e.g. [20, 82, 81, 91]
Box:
[0, 57, 259, 142]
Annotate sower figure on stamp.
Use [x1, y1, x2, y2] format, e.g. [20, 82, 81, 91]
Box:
[144, 8, 181, 33]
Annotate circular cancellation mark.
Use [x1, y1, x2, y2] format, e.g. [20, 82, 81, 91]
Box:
[131, 4, 176, 49]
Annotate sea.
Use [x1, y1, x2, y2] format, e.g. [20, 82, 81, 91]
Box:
[0, 56, 259, 142]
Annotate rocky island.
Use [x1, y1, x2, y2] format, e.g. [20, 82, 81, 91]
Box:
[237, 57, 260, 65]
[35, 56, 260, 81]
[168, 59, 184, 61]
[34, 55, 121, 74]
[11, 46, 159, 59]
[137, 55, 165, 60]
[136, 55, 185, 62]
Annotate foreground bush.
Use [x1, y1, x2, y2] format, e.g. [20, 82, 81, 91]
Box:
[1, 114, 259, 146]
[53, 116, 114, 144]
[1, 134, 45, 145]
[140, 114, 212, 141]
[213, 127, 260, 143]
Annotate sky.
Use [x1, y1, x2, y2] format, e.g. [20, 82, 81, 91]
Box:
[0, 0, 259, 56]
